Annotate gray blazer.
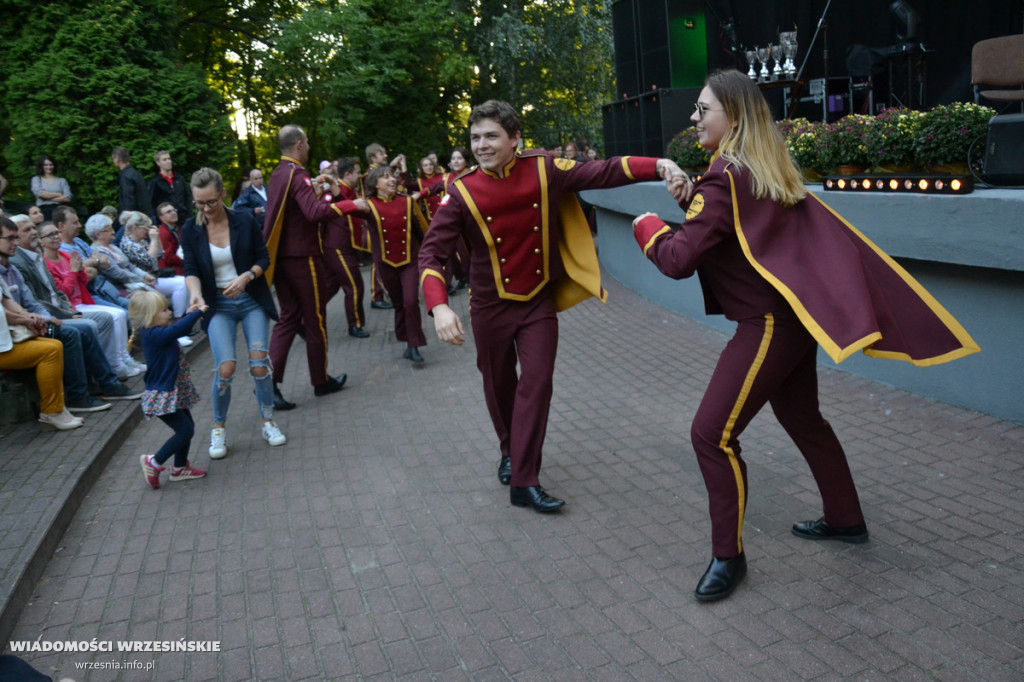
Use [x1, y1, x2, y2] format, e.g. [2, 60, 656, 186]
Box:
[9, 247, 77, 319]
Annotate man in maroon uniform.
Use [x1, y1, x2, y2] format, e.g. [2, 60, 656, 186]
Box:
[418, 100, 683, 512]
[263, 124, 354, 408]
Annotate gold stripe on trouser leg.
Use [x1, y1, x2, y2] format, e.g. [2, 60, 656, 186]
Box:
[717, 313, 775, 555]
[307, 257, 328, 378]
[336, 248, 361, 328]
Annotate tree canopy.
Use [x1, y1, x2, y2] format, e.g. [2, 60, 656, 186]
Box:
[1, 0, 615, 209]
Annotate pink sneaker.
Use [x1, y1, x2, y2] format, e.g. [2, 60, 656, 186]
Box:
[168, 462, 206, 482]
[140, 455, 164, 489]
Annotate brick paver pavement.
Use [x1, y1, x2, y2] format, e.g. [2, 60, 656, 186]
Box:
[4, 270, 1024, 680]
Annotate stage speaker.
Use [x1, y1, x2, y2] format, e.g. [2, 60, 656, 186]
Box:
[639, 88, 701, 156]
[612, 0, 640, 98]
[983, 113, 1024, 185]
[631, 1, 709, 94]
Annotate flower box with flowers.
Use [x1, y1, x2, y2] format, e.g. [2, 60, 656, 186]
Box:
[666, 126, 711, 172]
[913, 101, 994, 171]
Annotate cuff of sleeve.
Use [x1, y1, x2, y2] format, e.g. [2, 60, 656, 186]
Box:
[634, 216, 671, 255]
[623, 156, 660, 181]
[331, 200, 357, 216]
[420, 269, 449, 312]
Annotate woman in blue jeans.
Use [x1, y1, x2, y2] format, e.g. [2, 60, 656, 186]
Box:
[181, 167, 284, 459]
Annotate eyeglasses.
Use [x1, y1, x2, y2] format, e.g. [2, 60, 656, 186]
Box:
[693, 102, 724, 119]
[40, 232, 61, 240]
[0, 235, 19, 243]
[194, 199, 221, 208]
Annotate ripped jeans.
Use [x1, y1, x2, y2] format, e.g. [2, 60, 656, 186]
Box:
[207, 292, 274, 425]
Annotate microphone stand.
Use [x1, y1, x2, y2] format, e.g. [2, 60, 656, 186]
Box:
[796, 0, 835, 121]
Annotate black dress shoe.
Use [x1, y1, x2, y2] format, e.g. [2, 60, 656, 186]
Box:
[791, 518, 869, 543]
[273, 384, 297, 410]
[694, 552, 747, 602]
[447, 285, 458, 295]
[403, 346, 424, 363]
[456, 279, 468, 290]
[349, 326, 370, 338]
[510, 485, 564, 513]
[371, 300, 393, 310]
[313, 374, 348, 397]
[497, 456, 511, 485]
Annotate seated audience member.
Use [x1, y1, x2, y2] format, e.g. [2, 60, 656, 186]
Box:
[0, 276, 81, 431]
[53, 205, 129, 309]
[155, 202, 185, 275]
[39, 220, 143, 377]
[0, 217, 137, 411]
[117, 211, 189, 321]
[231, 168, 268, 220]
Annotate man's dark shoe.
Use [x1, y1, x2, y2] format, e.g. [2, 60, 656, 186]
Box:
[403, 346, 424, 363]
[510, 485, 564, 513]
[456, 279, 468, 290]
[371, 300, 393, 310]
[447, 284, 458, 295]
[66, 396, 112, 413]
[497, 456, 511, 485]
[314, 374, 347, 397]
[349, 326, 370, 338]
[99, 383, 142, 400]
[791, 518, 869, 543]
[694, 552, 746, 602]
[273, 384, 297, 410]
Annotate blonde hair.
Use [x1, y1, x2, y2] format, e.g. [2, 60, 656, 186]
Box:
[190, 167, 225, 225]
[128, 290, 169, 330]
[706, 70, 806, 207]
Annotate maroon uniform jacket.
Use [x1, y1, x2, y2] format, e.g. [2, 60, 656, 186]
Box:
[634, 155, 980, 366]
[416, 172, 445, 219]
[419, 150, 660, 313]
[356, 194, 428, 267]
[263, 156, 354, 285]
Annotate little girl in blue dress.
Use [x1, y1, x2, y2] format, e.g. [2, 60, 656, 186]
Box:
[128, 291, 208, 489]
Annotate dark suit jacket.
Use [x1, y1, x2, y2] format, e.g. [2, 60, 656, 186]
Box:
[231, 184, 268, 223]
[181, 208, 278, 331]
[117, 164, 149, 214]
[9, 248, 77, 319]
[148, 171, 190, 219]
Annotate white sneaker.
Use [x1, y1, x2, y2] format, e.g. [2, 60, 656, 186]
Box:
[178, 336, 193, 347]
[117, 364, 143, 379]
[129, 358, 147, 371]
[39, 410, 84, 431]
[261, 421, 287, 446]
[209, 428, 227, 459]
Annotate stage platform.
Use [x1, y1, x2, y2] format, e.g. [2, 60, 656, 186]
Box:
[582, 183, 1024, 424]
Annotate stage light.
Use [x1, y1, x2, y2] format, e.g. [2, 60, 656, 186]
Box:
[822, 173, 974, 194]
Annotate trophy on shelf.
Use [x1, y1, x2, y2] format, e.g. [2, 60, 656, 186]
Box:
[770, 44, 783, 80]
[780, 30, 798, 77]
[756, 45, 770, 81]
[746, 50, 758, 80]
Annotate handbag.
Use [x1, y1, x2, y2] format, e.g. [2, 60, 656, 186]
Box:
[8, 324, 36, 343]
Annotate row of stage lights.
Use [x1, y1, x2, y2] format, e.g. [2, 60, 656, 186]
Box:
[822, 174, 974, 195]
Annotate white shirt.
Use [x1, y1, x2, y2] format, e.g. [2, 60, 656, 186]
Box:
[210, 243, 238, 288]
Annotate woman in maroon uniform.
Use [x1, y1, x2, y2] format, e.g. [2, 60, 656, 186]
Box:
[419, 148, 472, 291]
[633, 70, 978, 602]
[345, 166, 428, 363]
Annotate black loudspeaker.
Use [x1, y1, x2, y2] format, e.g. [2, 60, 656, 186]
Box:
[984, 113, 1024, 185]
[603, 98, 643, 157]
[612, 0, 640, 99]
[639, 89, 701, 156]
[613, 0, 708, 98]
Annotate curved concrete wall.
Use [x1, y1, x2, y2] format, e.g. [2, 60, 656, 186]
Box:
[582, 183, 1024, 425]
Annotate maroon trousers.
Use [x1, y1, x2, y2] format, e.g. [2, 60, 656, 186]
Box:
[378, 261, 426, 348]
[692, 312, 864, 558]
[324, 245, 366, 329]
[471, 293, 558, 487]
[269, 256, 331, 386]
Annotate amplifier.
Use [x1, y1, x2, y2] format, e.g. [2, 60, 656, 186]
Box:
[983, 113, 1024, 185]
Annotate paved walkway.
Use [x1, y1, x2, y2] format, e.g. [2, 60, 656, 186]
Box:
[2, 270, 1023, 681]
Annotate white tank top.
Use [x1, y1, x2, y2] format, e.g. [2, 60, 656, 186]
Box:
[209, 243, 239, 288]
